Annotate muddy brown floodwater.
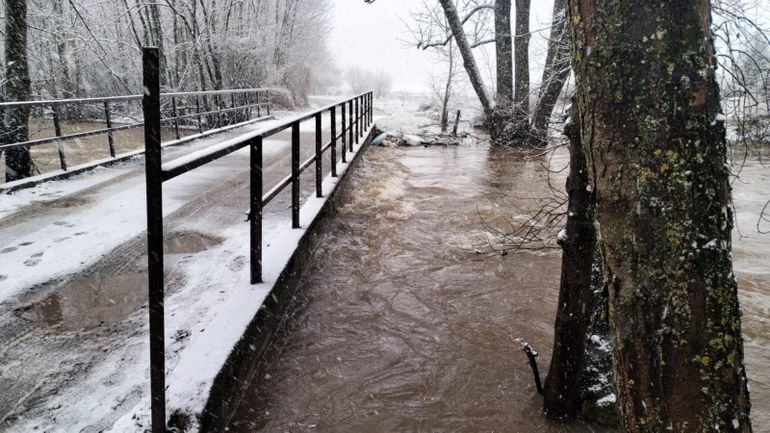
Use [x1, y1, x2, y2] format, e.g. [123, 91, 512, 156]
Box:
[224, 142, 770, 433]
[225, 143, 611, 433]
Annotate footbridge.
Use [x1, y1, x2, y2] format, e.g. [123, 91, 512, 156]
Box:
[0, 46, 375, 433]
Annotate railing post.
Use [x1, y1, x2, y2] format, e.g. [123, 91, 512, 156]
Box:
[231, 93, 237, 124]
[171, 96, 181, 140]
[368, 93, 373, 125]
[266, 90, 271, 116]
[52, 104, 67, 171]
[315, 113, 323, 198]
[104, 101, 116, 157]
[142, 47, 166, 433]
[195, 96, 203, 133]
[244, 92, 251, 120]
[250, 136, 263, 284]
[340, 103, 347, 163]
[348, 101, 353, 151]
[355, 97, 359, 141]
[330, 107, 337, 177]
[291, 121, 300, 228]
[213, 95, 220, 128]
[256, 91, 261, 118]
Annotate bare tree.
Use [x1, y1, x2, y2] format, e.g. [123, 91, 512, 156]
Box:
[428, 39, 462, 132]
[437, 0, 493, 117]
[512, 0, 529, 133]
[713, 0, 770, 150]
[494, 0, 512, 107]
[529, 0, 570, 147]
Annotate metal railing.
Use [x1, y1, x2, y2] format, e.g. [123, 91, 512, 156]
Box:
[0, 84, 270, 173]
[141, 47, 373, 433]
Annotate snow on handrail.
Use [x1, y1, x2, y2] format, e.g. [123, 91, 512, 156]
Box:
[160, 92, 372, 182]
[0, 87, 269, 108]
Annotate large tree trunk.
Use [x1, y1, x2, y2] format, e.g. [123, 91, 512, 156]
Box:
[494, 0, 513, 107]
[569, 1, 753, 431]
[3, 0, 33, 182]
[512, 0, 530, 132]
[438, 0, 492, 116]
[542, 103, 596, 419]
[489, 0, 516, 146]
[529, 0, 570, 147]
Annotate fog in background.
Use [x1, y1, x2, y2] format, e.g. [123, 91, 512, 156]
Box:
[329, 0, 556, 94]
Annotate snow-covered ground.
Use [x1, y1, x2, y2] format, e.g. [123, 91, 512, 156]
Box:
[0, 99, 374, 432]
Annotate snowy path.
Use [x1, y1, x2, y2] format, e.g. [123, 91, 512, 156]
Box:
[0, 103, 353, 431]
[0, 111, 336, 302]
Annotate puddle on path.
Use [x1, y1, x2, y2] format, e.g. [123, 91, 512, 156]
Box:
[16, 272, 150, 330]
[164, 231, 224, 254]
[14, 231, 223, 331]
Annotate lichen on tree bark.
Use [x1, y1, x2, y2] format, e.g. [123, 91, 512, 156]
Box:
[567, 0, 753, 431]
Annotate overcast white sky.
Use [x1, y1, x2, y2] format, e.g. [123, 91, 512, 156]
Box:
[329, 0, 556, 93]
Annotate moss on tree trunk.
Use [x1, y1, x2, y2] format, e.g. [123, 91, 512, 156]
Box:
[568, 0, 753, 431]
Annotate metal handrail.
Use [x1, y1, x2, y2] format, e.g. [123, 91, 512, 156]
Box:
[160, 91, 371, 181]
[0, 87, 271, 173]
[141, 46, 373, 433]
[0, 87, 268, 108]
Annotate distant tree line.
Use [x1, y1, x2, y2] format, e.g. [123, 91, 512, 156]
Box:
[0, 0, 335, 181]
[1, 0, 334, 100]
[407, 0, 769, 149]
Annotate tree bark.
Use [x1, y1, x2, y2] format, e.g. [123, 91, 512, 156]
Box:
[489, 0, 517, 146]
[438, 0, 492, 116]
[513, 0, 530, 126]
[3, 0, 33, 182]
[543, 102, 596, 419]
[569, 0, 753, 431]
[529, 0, 570, 147]
[494, 0, 513, 107]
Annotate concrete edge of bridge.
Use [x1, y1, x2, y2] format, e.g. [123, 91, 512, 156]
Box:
[0, 115, 276, 194]
[189, 124, 376, 433]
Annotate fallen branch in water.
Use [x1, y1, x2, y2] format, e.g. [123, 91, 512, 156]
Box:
[521, 342, 543, 394]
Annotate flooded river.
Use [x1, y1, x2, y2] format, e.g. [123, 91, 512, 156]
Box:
[224, 142, 770, 432]
[225, 143, 592, 432]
